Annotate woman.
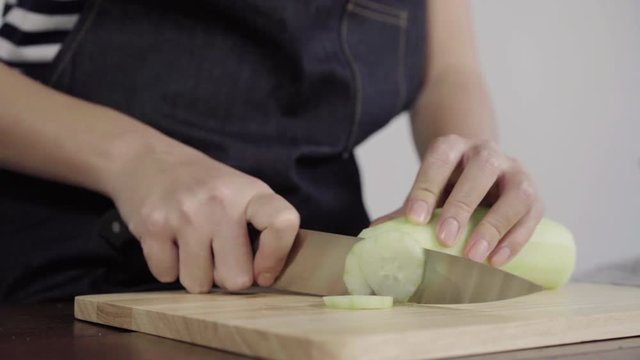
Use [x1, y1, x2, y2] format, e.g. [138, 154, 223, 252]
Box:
[0, 0, 542, 302]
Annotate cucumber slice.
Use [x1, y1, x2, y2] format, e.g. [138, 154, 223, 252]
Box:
[344, 231, 425, 302]
[323, 295, 393, 309]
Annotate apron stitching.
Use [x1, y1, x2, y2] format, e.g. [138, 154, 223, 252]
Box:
[340, 1, 363, 158]
[349, 4, 406, 26]
[353, 0, 406, 17]
[397, 16, 408, 110]
[49, 0, 102, 85]
[341, 1, 408, 156]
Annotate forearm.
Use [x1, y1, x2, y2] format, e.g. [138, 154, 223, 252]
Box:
[411, 0, 496, 157]
[410, 67, 496, 157]
[0, 63, 175, 196]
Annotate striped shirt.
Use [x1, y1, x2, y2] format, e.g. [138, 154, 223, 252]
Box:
[0, 0, 85, 73]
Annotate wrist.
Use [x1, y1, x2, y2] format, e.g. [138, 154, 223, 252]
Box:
[91, 107, 175, 197]
[410, 69, 497, 156]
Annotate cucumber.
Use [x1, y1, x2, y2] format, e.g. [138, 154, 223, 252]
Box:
[356, 231, 425, 302]
[348, 208, 575, 298]
[323, 295, 394, 309]
[342, 242, 373, 295]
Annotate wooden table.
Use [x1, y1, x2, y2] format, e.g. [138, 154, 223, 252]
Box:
[1, 302, 640, 360]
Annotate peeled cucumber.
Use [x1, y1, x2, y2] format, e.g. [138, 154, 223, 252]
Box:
[342, 242, 373, 296]
[344, 208, 576, 301]
[323, 295, 394, 309]
[357, 231, 425, 302]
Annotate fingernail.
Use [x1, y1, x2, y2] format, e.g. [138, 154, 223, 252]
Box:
[491, 247, 511, 267]
[438, 217, 459, 246]
[408, 200, 429, 224]
[467, 238, 490, 262]
[257, 273, 274, 287]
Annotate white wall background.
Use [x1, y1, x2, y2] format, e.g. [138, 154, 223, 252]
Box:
[357, 0, 640, 274]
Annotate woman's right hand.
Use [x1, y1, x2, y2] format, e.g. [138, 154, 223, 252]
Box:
[0, 63, 299, 293]
[0, 63, 298, 293]
[106, 140, 300, 293]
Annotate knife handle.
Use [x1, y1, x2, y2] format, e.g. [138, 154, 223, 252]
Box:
[98, 209, 135, 251]
[102, 209, 266, 257]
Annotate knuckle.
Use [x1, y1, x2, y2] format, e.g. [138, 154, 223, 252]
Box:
[174, 199, 197, 226]
[412, 187, 438, 203]
[441, 133, 463, 144]
[515, 177, 537, 203]
[139, 208, 168, 235]
[448, 198, 475, 215]
[176, 193, 197, 214]
[210, 183, 233, 204]
[204, 185, 235, 214]
[508, 156, 524, 169]
[272, 208, 301, 231]
[504, 232, 531, 251]
[251, 179, 272, 193]
[472, 143, 502, 171]
[480, 140, 500, 151]
[427, 136, 460, 165]
[481, 217, 509, 239]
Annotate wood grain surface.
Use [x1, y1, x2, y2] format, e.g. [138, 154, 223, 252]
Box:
[74, 283, 640, 360]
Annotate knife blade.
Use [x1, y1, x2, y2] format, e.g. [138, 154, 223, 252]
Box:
[270, 229, 358, 296]
[272, 229, 544, 303]
[408, 248, 544, 304]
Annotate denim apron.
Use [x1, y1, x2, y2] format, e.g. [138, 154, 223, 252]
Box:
[0, 0, 425, 302]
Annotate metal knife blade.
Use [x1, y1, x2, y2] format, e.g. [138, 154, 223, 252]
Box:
[270, 229, 358, 296]
[409, 248, 544, 304]
[272, 230, 543, 303]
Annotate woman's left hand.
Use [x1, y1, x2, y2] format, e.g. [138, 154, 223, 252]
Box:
[373, 134, 544, 267]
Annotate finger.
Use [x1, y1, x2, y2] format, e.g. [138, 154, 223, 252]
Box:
[438, 143, 504, 247]
[210, 212, 254, 291]
[140, 236, 179, 283]
[177, 228, 214, 293]
[489, 201, 544, 267]
[405, 135, 468, 224]
[246, 192, 300, 287]
[463, 171, 537, 262]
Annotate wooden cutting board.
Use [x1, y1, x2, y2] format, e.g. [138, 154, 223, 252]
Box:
[75, 283, 640, 359]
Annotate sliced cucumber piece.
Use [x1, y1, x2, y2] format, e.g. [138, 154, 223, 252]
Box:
[349, 231, 425, 302]
[323, 295, 393, 309]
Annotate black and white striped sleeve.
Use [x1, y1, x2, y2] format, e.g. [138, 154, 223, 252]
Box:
[0, 0, 85, 72]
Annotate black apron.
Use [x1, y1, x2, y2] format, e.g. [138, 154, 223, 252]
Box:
[0, 0, 425, 302]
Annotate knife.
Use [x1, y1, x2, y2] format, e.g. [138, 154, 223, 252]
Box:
[271, 229, 544, 304]
[101, 210, 543, 304]
[408, 248, 544, 304]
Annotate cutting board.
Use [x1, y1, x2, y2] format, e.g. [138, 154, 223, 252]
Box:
[75, 283, 640, 359]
